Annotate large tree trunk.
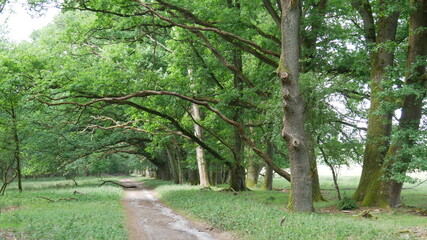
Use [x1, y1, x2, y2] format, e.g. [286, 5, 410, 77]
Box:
[225, 0, 247, 192]
[353, 1, 400, 204]
[189, 67, 211, 187]
[278, 0, 313, 212]
[191, 103, 211, 187]
[229, 109, 247, 191]
[382, 0, 427, 208]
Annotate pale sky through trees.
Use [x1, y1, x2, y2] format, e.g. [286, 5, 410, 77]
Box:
[1, 0, 59, 42]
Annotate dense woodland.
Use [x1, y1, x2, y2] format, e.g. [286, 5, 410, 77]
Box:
[0, 0, 426, 212]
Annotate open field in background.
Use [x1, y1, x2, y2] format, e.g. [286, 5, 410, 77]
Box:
[266, 165, 427, 208]
[0, 172, 426, 240]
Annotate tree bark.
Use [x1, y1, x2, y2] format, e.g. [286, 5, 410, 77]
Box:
[263, 140, 274, 190]
[247, 161, 262, 188]
[11, 105, 22, 193]
[155, 149, 172, 181]
[306, 133, 327, 201]
[174, 142, 185, 184]
[225, 0, 247, 192]
[187, 169, 199, 185]
[353, 1, 400, 203]
[229, 97, 247, 191]
[278, 0, 313, 212]
[155, 161, 171, 180]
[191, 103, 211, 187]
[382, 0, 427, 207]
[246, 122, 263, 188]
[166, 145, 180, 184]
[189, 67, 211, 187]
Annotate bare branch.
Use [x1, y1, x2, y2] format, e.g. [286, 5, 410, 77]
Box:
[192, 30, 268, 97]
[136, 0, 281, 58]
[263, 0, 281, 28]
[351, 0, 376, 43]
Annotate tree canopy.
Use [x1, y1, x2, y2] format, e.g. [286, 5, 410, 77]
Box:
[0, 0, 426, 212]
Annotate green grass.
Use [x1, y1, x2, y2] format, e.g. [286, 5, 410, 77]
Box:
[0, 177, 127, 240]
[1, 175, 426, 240]
[145, 177, 427, 240]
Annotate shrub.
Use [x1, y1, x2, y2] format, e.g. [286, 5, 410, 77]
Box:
[337, 196, 359, 210]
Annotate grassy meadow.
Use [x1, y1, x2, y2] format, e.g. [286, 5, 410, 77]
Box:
[0, 173, 426, 240]
[148, 174, 427, 240]
[0, 177, 128, 240]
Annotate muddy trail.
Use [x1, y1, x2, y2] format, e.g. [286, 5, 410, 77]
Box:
[121, 179, 238, 240]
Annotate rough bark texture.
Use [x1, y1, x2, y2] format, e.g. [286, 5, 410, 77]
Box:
[383, 0, 427, 207]
[353, 1, 400, 203]
[229, 161, 246, 191]
[192, 103, 211, 187]
[279, 0, 313, 212]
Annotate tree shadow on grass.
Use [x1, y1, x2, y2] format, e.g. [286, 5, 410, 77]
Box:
[141, 178, 174, 189]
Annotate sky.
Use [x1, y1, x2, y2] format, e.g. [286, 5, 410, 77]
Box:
[1, 0, 59, 42]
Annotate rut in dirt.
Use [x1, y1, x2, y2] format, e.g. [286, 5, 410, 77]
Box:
[121, 179, 222, 240]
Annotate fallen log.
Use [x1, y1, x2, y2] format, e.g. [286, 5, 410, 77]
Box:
[99, 180, 137, 188]
[37, 196, 78, 202]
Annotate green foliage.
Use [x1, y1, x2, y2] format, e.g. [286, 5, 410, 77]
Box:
[337, 196, 359, 210]
[0, 0, 425, 211]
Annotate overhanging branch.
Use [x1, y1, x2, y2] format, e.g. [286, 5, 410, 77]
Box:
[38, 90, 291, 181]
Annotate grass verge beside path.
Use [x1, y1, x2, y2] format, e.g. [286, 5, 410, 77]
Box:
[145, 179, 427, 240]
[0, 177, 128, 240]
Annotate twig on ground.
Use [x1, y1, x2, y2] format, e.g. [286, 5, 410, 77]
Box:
[73, 190, 87, 195]
[280, 216, 286, 226]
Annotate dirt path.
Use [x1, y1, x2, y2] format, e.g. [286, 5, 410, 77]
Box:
[121, 179, 238, 240]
